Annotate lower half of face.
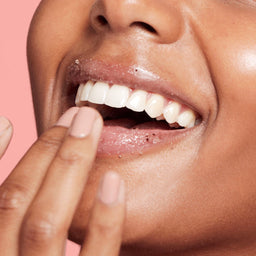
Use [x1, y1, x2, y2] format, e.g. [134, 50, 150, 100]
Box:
[27, 0, 256, 255]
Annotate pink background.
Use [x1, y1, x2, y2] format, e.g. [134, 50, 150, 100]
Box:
[0, 1, 79, 254]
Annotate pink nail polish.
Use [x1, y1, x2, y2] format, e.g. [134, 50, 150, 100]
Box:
[0, 116, 11, 134]
[56, 107, 79, 127]
[69, 107, 96, 138]
[99, 172, 121, 205]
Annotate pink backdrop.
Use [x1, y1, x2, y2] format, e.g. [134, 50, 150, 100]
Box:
[0, 1, 79, 254]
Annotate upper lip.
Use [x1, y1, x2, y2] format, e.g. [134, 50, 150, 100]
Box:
[65, 57, 205, 120]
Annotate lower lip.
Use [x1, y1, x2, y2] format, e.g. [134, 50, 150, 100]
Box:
[97, 121, 191, 156]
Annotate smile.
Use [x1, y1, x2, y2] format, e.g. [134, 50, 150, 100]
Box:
[66, 58, 203, 156]
[75, 81, 197, 129]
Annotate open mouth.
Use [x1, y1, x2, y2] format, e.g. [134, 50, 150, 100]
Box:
[73, 79, 201, 156]
[63, 58, 204, 156]
[76, 80, 199, 130]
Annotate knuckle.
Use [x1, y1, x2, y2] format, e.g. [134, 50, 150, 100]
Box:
[56, 148, 85, 166]
[0, 183, 27, 212]
[22, 214, 62, 245]
[37, 130, 63, 152]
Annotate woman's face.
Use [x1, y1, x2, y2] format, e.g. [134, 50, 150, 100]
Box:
[27, 0, 256, 255]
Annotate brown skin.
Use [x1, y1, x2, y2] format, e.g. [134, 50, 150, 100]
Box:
[25, 0, 256, 255]
[0, 108, 126, 256]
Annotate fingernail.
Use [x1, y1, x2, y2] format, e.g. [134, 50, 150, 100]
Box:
[0, 116, 11, 134]
[99, 172, 122, 205]
[69, 107, 97, 138]
[56, 107, 79, 127]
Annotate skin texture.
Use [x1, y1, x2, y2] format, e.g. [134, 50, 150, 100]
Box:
[0, 107, 126, 256]
[26, 0, 256, 255]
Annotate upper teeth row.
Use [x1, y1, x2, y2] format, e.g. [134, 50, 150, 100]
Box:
[75, 81, 197, 128]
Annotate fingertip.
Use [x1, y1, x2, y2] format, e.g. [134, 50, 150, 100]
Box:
[0, 116, 12, 135]
[0, 116, 13, 158]
[55, 107, 80, 127]
[79, 106, 103, 123]
[55, 107, 103, 129]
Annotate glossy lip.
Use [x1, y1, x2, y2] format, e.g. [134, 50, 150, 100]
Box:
[65, 57, 206, 156]
[97, 123, 202, 156]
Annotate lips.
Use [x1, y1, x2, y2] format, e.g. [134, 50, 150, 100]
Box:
[66, 58, 203, 156]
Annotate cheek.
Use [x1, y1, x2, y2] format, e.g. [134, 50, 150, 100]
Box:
[191, 1, 256, 114]
[27, 0, 95, 132]
[194, 3, 256, 146]
[28, 0, 93, 73]
[210, 41, 256, 123]
[238, 49, 256, 74]
[182, 5, 256, 247]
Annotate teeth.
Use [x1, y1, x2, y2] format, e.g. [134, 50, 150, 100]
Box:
[145, 94, 165, 118]
[88, 81, 109, 104]
[105, 84, 130, 108]
[75, 81, 198, 128]
[177, 110, 196, 128]
[126, 90, 148, 112]
[81, 81, 94, 101]
[75, 83, 84, 105]
[163, 102, 181, 124]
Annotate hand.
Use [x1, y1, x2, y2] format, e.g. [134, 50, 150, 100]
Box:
[0, 107, 126, 256]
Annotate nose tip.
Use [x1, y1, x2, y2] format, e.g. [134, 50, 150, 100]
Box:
[90, 0, 183, 44]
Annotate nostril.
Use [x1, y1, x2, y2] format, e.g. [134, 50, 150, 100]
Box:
[130, 22, 157, 34]
[96, 15, 108, 26]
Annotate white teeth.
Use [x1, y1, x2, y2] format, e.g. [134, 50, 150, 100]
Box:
[126, 90, 148, 112]
[163, 102, 181, 124]
[80, 81, 94, 101]
[105, 84, 130, 108]
[177, 110, 196, 128]
[145, 94, 165, 118]
[75, 83, 84, 106]
[88, 81, 109, 104]
[75, 80, 198, 128]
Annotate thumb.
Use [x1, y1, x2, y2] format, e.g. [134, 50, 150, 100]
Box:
[0, 116, 13, 159]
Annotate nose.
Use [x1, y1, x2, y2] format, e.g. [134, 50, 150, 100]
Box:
[89, 0, 183, 44]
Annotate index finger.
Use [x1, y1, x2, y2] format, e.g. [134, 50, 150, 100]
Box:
[0, 107, 79, 255]
[20, 107, 103, 256]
